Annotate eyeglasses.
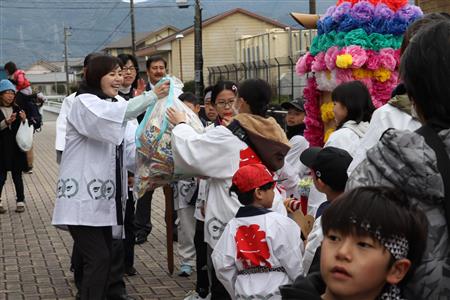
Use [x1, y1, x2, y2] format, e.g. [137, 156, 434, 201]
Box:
[215, 99, 235, 108]
[122, 66, 136, 72]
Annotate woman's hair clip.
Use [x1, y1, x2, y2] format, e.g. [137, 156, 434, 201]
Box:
[231, 84, 238, 94]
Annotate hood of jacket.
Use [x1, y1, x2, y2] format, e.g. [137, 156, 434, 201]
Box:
[365, 128, 448, 202]
[279, 272, 325, 300]
[342, 120, 369, 139]
[388, 93, 414, 116]
[234, 113, 291, 172]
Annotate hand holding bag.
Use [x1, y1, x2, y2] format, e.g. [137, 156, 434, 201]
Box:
[16, 119, 33, 152]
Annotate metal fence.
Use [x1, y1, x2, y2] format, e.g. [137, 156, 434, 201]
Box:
[207, 56, 308, 104]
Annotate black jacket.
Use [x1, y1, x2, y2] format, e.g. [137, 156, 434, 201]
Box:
[280, 272, 326, 300]
[0, 104, 28, 172]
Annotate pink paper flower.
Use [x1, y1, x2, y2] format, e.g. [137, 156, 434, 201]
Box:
[303, 77, 324, 147]
[393, 48, 401, 66]
[379, 48, 397, 71]
[366, 49, 381, 70]
[296, 52, 314, 75]
[325, 46, 340, 70]
[312, 52, 327, 72]
[371, 70, 399, 107]
[346, 45, 368, 68]
[335, 68, 354, 85]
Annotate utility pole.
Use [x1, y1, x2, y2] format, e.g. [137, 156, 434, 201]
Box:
[309, 0, 316, 14]
[194, 0, 204, 98]
[130, 0, 136, 55]
[64, 26, 71, 95]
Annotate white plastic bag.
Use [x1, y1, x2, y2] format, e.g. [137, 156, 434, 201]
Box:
[134, 77, 204, 198]
[16, 120, 34, 152]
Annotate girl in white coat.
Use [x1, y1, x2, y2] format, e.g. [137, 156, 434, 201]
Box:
[308, 81, 375, 216]
[325, 80, 375, 157]
[52, 55, 168, 300]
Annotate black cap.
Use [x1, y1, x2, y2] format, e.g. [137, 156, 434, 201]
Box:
[300, 147, 353, 192]
[281, 98, 305, 112]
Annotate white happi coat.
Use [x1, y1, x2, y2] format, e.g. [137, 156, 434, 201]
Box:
[55, 92, 76, 152]
[52, 93, 131, 227]
[173, 178, 198, 210]
[212, 206, 304, 300]
[171, 124, 287, 248]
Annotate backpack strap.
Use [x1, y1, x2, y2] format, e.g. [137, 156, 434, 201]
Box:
[416, 125, 450, 232]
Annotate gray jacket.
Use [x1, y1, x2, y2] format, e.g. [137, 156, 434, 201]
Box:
[347, 128, 450, 299]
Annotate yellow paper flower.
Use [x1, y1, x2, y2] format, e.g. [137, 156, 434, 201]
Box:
[352, 68, 373, 79]
[321, 102, 335, 123]
[336, 54, 353, 69]
[373, 68, 392, 82]
[324, 127, 335, 143]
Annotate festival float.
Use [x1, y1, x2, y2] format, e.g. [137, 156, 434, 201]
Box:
[292, 0, 423, 146]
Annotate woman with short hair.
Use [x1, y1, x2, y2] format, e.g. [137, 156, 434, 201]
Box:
[52, 55, 169, 299]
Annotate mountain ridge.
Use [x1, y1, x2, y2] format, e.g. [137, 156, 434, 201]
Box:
[0, 0, 411, 67]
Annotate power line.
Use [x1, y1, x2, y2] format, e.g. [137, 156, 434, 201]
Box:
[92, 12, 131, 52]
[85, 0, 122, 32]
[1, 4, 181, 9]
[71, 27, 130, 34]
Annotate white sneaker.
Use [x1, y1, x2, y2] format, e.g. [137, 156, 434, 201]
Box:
[183, 291, 211, 300]
[15, 202, 25, 213]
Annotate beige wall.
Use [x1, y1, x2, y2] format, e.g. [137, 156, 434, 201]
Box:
[418, 0, 450, 13]
[237, 29, 318, 63]
[170, 12, 284, 83]
[105, 48, 133, 57]
[143, 28, 178, 46]
[26, 65, 54, 75]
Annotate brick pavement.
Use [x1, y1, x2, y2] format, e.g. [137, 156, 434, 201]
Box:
[0, 118, 195, 300]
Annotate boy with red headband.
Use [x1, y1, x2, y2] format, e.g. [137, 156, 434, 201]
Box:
[212, 163, 303, 299]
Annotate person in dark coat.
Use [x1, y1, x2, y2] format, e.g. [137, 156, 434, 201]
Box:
[0, 79, 27, 213]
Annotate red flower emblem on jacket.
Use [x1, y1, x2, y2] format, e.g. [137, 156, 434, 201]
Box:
[239, 147, 261, 167]
[235, 224, 271, 268]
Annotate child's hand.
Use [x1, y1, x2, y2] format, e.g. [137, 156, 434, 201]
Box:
[167, 107, 187, 125]
[135, 78, 146, 96]
[284, 198, 294, 213]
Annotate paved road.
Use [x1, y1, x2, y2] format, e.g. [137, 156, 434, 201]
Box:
[0, 118, 195, 299]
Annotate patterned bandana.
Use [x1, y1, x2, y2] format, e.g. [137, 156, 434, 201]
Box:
[356, 219, 410, 260]
[353, 218, 409, 300]
[379, 285, 405, 300]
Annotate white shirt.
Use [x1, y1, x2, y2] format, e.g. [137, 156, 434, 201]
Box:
[212, 207, 303, 299]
